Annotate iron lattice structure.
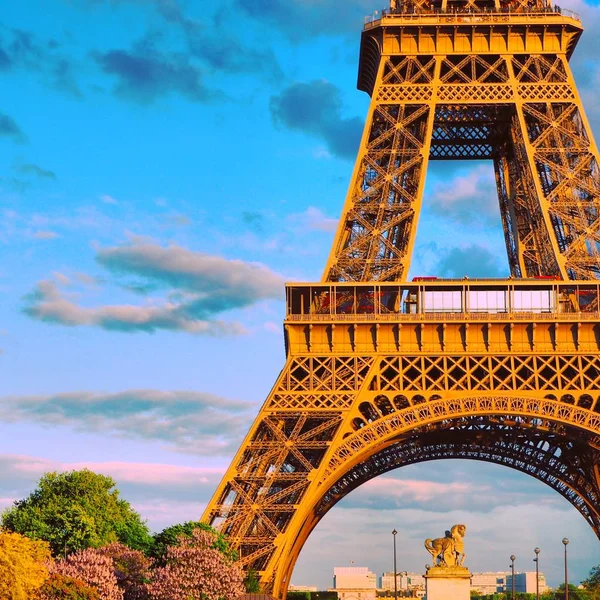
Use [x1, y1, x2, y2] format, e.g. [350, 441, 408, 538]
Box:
[203, 0, 600, 595]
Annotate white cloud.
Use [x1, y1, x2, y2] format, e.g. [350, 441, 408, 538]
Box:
[428, 163, 499, 226]
[263, 321, 280, 334]
[25, 277, 246, 335]
[24, 238, 286, 335]
[33, 230, 60, 240]
[0, 390, 255, 455]
[290, 206, 338, 232]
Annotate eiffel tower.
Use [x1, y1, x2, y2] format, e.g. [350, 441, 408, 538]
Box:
[203, 0, 600, 595]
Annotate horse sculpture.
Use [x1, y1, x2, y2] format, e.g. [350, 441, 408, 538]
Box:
[424, 524, 467, 567]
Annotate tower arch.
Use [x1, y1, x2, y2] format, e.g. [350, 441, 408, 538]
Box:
[273, 397, 600, 593]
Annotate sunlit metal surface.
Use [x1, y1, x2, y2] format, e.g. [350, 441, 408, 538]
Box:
[202, 0, 600, 595]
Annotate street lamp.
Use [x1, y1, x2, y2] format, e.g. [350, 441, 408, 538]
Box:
[563, 538, 569, 600]
[510, 555, 516, 600]
[533, 548, 540, 600]
[392, 529, 398, 600]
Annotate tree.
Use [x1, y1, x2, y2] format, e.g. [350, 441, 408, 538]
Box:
[553, 584, 592, 600]
[583, 565, 600, 598]
[147, 528, 245, 600]
[151, 521, 236, 564]
[244, 569, 261, 593]
[0, 530, 52, 600]
[52, 548, 124, 600]
[1, 470, 152, 555]
[38, 574, 100, 600]
[96, 543, 151, 600]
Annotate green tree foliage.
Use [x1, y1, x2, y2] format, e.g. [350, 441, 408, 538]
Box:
[244, 569, 261, 593]
[0, 530, 52, 600]
[1, 470, 152, 556]
[584, 566, 600, 600]
[38, 574, 100, 600]
[287, 593, 310, 600]
[310, 593, 338, 600]
[552, 584, 593, 600]
[151, 521, 236, 564]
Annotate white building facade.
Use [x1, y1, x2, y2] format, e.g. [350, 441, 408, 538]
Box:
[470, 572, 507, 595]
[331, 567, 378, 600]
[381, 572, 426, 592]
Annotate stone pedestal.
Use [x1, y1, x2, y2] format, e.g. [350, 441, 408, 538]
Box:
[425, 566, 471, 600]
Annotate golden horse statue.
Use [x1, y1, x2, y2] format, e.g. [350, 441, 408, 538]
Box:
[424, 524, 467, 567]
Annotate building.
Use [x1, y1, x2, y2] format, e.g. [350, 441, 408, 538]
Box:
[470, 572, 507, 595]
[334, 567, 377, 589]
[506, 572, 548, 594]
[288, 586, 318, 592]
[380, 572, 425, 592]
[331, 567, 377, 600]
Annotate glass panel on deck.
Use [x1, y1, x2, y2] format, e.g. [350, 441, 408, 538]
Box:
[356, 289, 376, 314]
[311, 289, 331, 314]
[380, 288, 400, 313]
[423, 290, 462, 313]
[577, 286, 599, 312]
[289, 287, 311, 315]
[513, 289, 554, 313]
[402, 289, 418, 314]
[468, 289, 507, 313]
[335, 289, 355, 314]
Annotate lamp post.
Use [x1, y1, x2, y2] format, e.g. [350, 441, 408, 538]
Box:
[563, 538, 569, 600]
[510, 555, 516, 600]
[392, 529, 398, 600]
[534, 548, 540, 600]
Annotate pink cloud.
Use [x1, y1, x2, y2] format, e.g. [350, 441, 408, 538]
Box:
[362, 476, 475, 501]
[3, 454, 224, 486]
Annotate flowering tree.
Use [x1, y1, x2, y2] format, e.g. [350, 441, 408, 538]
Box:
[96, 543, 151, 600]
[147, 529, 245, 600]
[38, 573, 100, 600]
[0, 530, 52, 600]
[52, 548, 124, 600]
[151, 521, 237, 564]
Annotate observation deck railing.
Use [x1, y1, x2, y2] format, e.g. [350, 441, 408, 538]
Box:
[364, 5, 581, 27]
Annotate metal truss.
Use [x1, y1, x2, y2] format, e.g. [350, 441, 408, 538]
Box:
[205, 347, 600, 594]
[325, 37, 599, 281]
[203, 2, 600, 597]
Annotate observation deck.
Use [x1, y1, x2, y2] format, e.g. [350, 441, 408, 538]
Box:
[357, 1, 583, 95]
[285, 279, 600, 356]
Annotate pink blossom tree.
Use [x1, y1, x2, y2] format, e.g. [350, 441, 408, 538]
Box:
[147, 529, 245, 600]
[51, 548, 124, 600]
[96, 543, 151, 600]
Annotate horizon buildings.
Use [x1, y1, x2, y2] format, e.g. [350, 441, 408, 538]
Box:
[326, 566, 548, 598]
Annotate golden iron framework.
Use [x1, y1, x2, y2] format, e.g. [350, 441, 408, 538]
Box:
[203, 0, 600, 595]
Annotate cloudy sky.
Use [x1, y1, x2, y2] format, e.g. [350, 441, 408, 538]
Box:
[2, 0, 600, 591]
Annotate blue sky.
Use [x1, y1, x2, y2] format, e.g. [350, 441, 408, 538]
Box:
[1, 0, 600, 591]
